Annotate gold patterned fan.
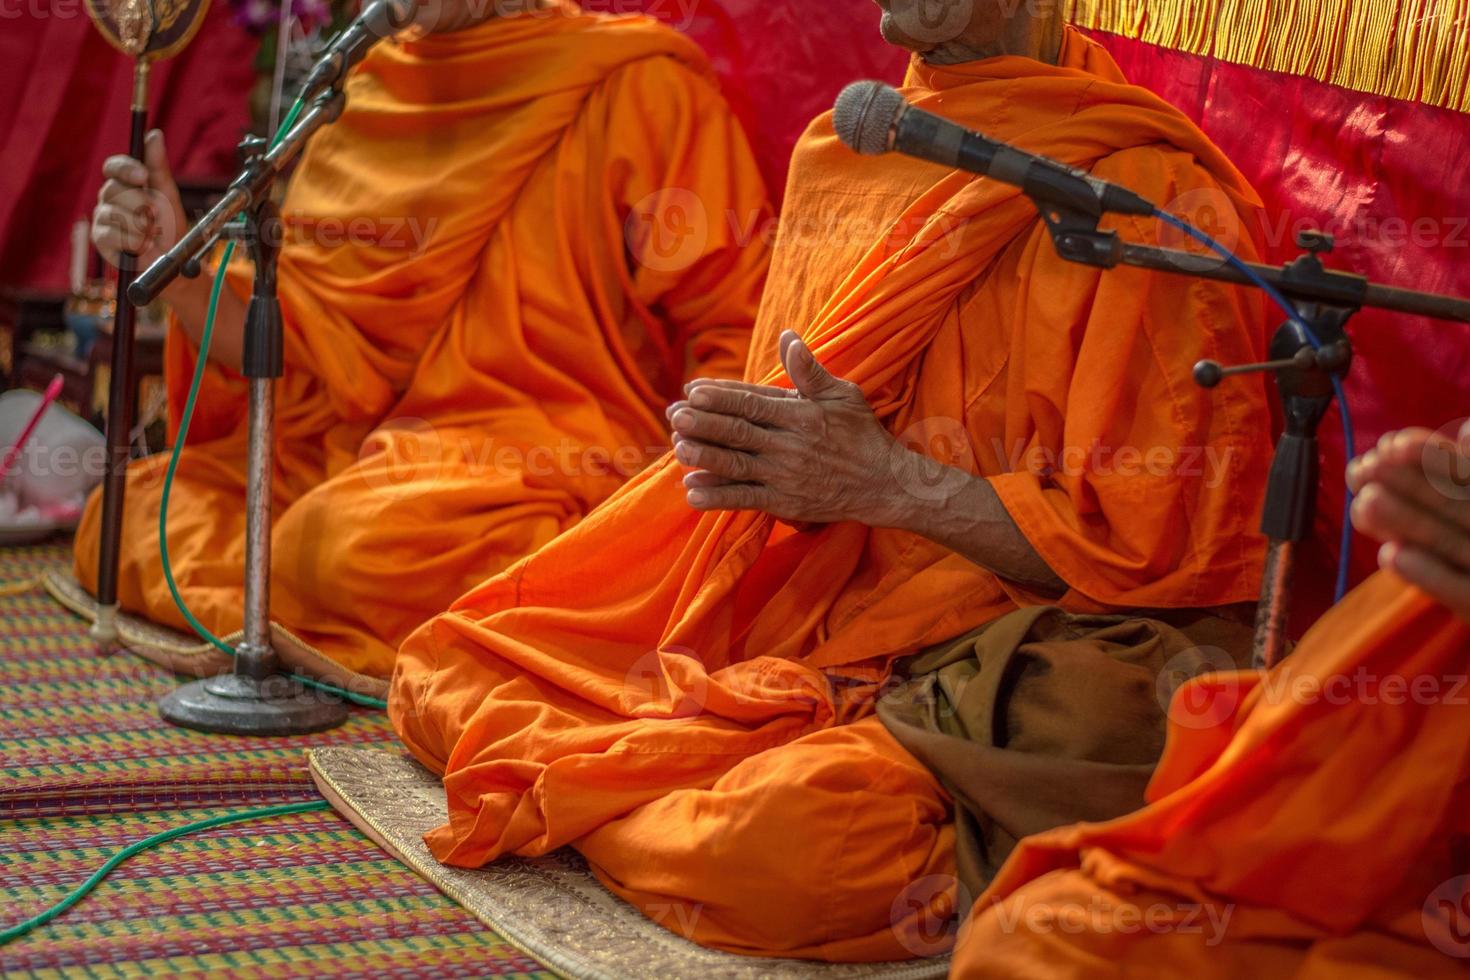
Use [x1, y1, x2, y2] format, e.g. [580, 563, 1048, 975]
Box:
[85, 0, 211, 61]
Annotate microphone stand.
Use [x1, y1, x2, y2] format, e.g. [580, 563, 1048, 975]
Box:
[1030, 200, 1470, 669]
[128, 89, 352, 736]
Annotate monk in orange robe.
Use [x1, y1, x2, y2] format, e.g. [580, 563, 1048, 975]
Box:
[951, 421, 1470, 978]
[390, 4, 1276, 961]
[79, 0, 772, 677]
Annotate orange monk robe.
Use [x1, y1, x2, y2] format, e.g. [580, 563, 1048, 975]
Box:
[74, 4, 773, 677]
[390, 30, 1274, 961]
[952, 573, 1470, 978]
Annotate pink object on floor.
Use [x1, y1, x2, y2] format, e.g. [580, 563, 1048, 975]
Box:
[0, 375, 64, 485]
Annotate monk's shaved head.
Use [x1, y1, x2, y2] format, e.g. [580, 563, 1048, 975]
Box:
[874, 0, 1063, 65]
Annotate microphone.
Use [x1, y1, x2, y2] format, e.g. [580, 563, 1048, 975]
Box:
[297, 0, 417, 105]
[833, 80, 1156, 219]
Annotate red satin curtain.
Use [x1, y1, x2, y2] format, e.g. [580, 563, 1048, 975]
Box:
[0, 1, 255, 292]
[619, 0, 907, 199]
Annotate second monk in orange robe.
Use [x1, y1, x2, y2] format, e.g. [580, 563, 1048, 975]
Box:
[76, 0, 773, 678]
[390, 25, 1274, 961]
[951, 421, 1470, 978]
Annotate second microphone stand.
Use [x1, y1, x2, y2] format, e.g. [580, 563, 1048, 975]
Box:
[1032, 200, 1470, 669]
[133, 92, 352, 736]
[1200, 234, 1354, 668]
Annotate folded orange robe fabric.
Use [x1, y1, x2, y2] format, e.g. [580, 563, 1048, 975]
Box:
[390, 30, 1273, 960]
[952, 572, 1470, 978]
[74, 4, 772, 677]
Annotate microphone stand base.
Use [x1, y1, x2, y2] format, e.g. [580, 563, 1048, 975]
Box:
[91, 605, 121, 650]
[160, 671, 349, 737]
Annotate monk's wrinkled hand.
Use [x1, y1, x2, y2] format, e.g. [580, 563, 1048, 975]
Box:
[665, 377, 798, 428]
[668, 330, 918, 526]
[1347, 421, 1470, 622]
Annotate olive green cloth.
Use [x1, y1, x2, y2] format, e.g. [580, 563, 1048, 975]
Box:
[876, 606, 1254, 909]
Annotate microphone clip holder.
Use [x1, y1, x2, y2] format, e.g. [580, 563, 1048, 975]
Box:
[150, 89, 352, 736]
[1034, 200, 1127, 269]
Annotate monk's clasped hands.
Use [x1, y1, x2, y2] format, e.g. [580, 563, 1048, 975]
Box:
[668, 330, 934, 529]
[1348, 420, 1470, 622]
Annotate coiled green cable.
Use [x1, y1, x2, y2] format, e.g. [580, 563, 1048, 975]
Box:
[0, 801, 331, 946]
[1, 93, 398, 958]
[155, 97, 387, 711]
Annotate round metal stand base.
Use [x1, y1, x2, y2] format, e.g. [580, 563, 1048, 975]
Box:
[159, 672, 349, 736]
[90, 605, 120, 653]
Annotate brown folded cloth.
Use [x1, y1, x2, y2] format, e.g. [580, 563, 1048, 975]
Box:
[876, 605, 1255, 910]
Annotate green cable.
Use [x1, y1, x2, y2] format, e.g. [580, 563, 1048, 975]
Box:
[0, 801, 330, 946]
[2, 94, 386, 959]
[159, 235, 237, 660]
[156, 97, 388, 712]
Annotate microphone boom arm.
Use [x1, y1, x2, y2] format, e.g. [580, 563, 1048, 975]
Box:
[130, 89, 347, 308]
[1034, 203, 1470, 324]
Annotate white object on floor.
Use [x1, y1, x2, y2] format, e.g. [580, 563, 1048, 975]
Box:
[0, 389, 104, 540]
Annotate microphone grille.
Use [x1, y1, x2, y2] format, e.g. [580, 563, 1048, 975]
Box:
[833, 81, 905, 156]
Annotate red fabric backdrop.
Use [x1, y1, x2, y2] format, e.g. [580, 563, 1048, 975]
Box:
[3, 1, 1466, 620]
[627, 0, 907, 199]
[0, 1, 255, 292]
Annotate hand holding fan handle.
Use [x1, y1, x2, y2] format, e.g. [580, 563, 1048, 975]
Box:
[85, 0, 212, 646]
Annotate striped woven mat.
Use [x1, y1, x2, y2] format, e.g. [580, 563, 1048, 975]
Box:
[0, 541, 552, 977]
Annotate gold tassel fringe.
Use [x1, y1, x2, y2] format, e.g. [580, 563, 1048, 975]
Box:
[1067, 0, 1470, 114]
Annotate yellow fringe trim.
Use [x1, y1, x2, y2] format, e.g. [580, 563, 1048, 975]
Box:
[1067, 0, 1470, 113]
